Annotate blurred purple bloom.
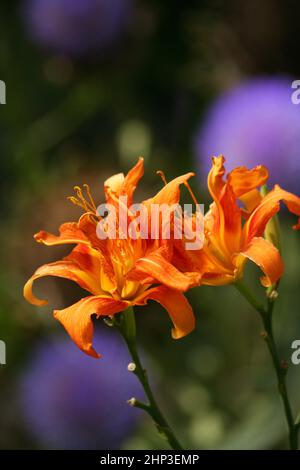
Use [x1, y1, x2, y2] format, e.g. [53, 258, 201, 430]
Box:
[19, 328, 144, 449]
[23, 0, 133, 57]
[195, 77, 300, 192]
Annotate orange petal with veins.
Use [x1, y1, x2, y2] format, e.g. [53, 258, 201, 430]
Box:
[54, 296, 128, 358]
[207, 155, 226, 201]
[135, 285, 195, 339]
[34, 222, 90, 246]
[143, 172, 195, 208]
[228, 165, 268, 197]
[239, 236, 284, 287]
[244, 185, 300, 243]
[104, 157, 144, 206]
[23, 244, 104, 306]
[128, 247, 201, 291]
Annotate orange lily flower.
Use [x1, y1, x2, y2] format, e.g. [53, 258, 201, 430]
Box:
[174, 155, 300, 287]
[24, 158, 200, 357]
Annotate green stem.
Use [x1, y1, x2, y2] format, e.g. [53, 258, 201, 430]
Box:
[115, 307, 183, 450]
[235, 280, 266, 316]
[235, 280, 299, 450]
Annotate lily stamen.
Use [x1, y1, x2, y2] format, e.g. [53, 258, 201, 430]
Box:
[184, 181, 199, 206]
[83, 183, 97, 212]
[157, 170, 168, 186]
[68, 185, 97, 214]
[67, 196, 88, 211]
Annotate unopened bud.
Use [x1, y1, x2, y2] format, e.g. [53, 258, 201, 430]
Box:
[267, 290, 279, 301]
[127, 397, 137, 407]
[127, 362, 136, 372]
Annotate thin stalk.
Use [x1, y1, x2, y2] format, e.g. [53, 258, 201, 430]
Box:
[235, 280, 298, 449]
[115, 307, 183, 450]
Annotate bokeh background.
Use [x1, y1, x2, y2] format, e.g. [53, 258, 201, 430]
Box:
[0, 0, 300, 450]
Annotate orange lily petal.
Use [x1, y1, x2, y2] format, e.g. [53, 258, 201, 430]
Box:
[66, 244, 101, 273]
[228, 165, 269, 197]
[78, 212, 109, 253]
[34, 222, 90, 246]
[128, 247, 201, 291]
[54, 296, 128, 358]
[67, 244, 118, 294]
[24, 245, 104, 306]
[172, 238, 233, 283]
[142, 172, 195, 242]
[207, 155, 226, 201]
[219, 183, 242, 253]
[207, 157, 241, 254]
[143, 172, 195, 208]
[244, 185, 300, 243]
[172, 238, 203, 273]
[104, 157, 144, 205]
[135, 285, 195, 339]
[238, 236, 284, 287]
[239, 189, 263, 215]
[228, 164, 267, 215]
[122, 157, 144, 202]
[206, 157, 228, 243]
[104, 173, 124, 197]
[200, 272, 235, 286]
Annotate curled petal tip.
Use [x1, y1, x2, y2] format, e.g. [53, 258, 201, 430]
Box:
[32, 299, 48, 307]
[23, 280, 49, 306]
[211, 154, 225, 164]
[171, 326, 194, 340]
[24, 294, 48, 307]
[85, 346, 101, 359]
[34, 231, 44, 242]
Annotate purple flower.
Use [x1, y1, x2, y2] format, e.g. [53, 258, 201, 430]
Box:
[23, 0, 133, 57]
[19, 328, 144, 449]
[195, 77, 300, 192]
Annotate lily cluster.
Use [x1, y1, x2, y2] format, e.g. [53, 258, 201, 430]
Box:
[24, 156, 300, 358]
